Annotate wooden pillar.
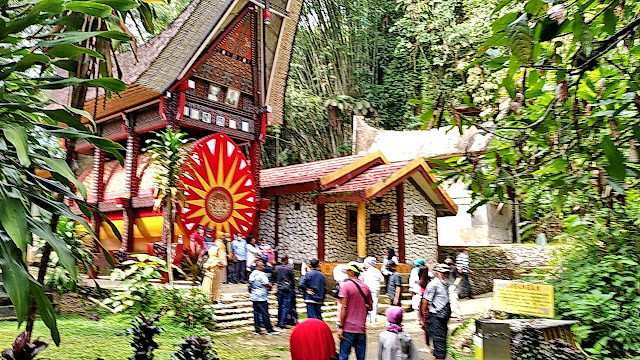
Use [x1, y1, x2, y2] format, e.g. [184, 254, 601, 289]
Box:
[357, 201, 366, 260]
[121, 122, 139, 252]
[91, 147, 105, 240]
[250, 139, 262, 239]
[317, 203, 325, 261]
[396, 184, 405, 263]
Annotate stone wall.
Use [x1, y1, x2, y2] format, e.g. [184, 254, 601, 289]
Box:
[258, 194, 318, 263]
[258, 195, 276, 246]
[403, 181, 438, 264]
[365, 189, 398, 261]
[324, 202, 356, 262]
[439, 245, 559, 294]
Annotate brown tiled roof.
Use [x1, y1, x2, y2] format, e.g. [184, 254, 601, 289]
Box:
[260, 154, 364, 189]
[321, 162, 407, 194]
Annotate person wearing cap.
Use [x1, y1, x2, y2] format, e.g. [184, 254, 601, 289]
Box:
[361, 257, 384, 325]
[409, 259, 426, 313]
[377, 306, 420, 360]
[420, 264, 452, 360]
[338, 261, 373, 360]
[299, 259, 326, 320]
[386, 261, 402, 307]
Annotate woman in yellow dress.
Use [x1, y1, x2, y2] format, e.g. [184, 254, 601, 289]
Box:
[202, 233, 227, 302]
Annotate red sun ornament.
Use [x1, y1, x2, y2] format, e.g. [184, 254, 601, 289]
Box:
[179, 133, 257, 236]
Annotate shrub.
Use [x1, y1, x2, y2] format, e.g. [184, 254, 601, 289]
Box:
[553, 209, 640, 359]
[151, 288, 215, 329]
[103, 254, 166, 312]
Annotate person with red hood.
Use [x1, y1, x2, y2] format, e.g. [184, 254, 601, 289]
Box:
[289, 318, 337, 360]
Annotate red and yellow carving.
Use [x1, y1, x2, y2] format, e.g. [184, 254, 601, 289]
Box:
[179, 133, 257, 236]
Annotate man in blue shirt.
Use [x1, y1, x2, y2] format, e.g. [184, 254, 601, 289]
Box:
[299, 259, 326, 319]
[231, 233, 248, 283]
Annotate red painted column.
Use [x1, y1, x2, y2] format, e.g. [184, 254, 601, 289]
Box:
[317, 203, 325, 261]
[396, 184, 405, 263]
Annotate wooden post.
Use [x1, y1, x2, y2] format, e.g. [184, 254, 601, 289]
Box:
[121, 120, 138, 252]
[317, 203, 325, 261]
[91, 147, 105, 242]
[357, 201, 366, 259]
[396, 184, 405, 263]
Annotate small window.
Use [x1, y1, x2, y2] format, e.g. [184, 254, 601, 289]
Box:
[413, 216, 429, 235]
[347, 208, 357, 240]
[208, 85, 221, 101]
[294, 203, 301, 211]
[225, 88, 241, 108]
[371, 214, 390, 233]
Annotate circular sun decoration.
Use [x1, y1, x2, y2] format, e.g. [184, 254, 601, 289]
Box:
[179, 133, 257, 236]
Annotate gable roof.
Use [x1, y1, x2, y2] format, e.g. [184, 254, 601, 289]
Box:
[52, 0, 304, 125]
[260, 151, 389, 196]
[315, 158, 457, 215]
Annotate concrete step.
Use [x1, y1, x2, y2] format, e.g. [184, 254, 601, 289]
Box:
[0, 305, 16, 318]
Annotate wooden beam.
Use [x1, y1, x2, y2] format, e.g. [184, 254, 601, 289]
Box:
[317, 203, 325, 261]
[396, 184, 405, 263]
[357, 201, 366, 259]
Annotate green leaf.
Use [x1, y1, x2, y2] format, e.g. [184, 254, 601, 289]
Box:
[46, 43, 104, 60]
[29, 280, 60, 345]
[65, 1, 113, 17]
[36, 156, 87, 198]
[601, 137, 625, 180]
[95, 0, 140, 11]
[2, 125, 31, 167]
[0, 189, 29, 251]
[0, 232, 30, 322]
[603, 7, 617, 35]
[506, 14, 533, 62]
[28, 218, 77, 281]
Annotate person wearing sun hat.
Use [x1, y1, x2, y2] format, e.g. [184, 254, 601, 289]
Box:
[420, 264, 451, 360]
[338, 261, 373, 360]
[377, 306, 420, 360]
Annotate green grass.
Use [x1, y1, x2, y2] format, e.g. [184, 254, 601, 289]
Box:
[0, 314, 282, 360]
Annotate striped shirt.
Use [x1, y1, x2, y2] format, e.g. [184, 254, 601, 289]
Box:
[455, 252, 470, 273]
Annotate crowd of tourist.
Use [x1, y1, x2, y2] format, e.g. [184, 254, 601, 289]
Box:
[195, 230, 474, 360]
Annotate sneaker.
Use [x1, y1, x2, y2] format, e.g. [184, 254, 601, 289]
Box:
[267, 331, 280, 335]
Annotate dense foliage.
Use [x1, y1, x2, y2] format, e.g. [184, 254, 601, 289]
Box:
[424, 0, 640, 357]
[263, 0, 498, 166]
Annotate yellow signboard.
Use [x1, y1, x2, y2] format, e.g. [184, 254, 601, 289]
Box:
[493, 280, 554, 317]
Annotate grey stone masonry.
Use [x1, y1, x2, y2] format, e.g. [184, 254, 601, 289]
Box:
[404, 181, 438, 264]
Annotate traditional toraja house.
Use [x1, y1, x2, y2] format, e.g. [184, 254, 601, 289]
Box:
[54, 0, 305, 253]
[258, 152, 457, 266]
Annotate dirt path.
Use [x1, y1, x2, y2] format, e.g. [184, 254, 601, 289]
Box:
[229, 294, 493, 360]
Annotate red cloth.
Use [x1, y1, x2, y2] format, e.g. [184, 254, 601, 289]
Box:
[189, 232, 205, 253]
[290, 319, 336, 360]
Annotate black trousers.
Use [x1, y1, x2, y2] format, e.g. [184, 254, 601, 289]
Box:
[428, 314, 449, 359]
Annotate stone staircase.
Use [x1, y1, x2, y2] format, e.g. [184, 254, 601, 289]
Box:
[210, 293, 339, 332]
[0, 274, 17, 321]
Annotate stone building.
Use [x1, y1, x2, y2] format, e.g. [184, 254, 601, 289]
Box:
[352, 116, 515, 246]
[258, 152, 457, 265]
